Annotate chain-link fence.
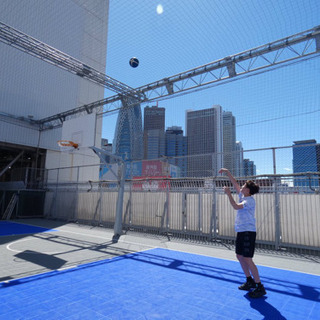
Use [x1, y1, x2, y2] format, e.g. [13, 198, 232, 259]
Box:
[1, 144, 319, 254]
[40, 142, 320, 254]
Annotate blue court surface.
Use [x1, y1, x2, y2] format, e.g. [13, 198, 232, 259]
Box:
[0, 221, 56, 236]
[0, 247, 319, 320]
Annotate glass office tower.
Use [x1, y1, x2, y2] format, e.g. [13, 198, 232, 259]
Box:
[113, 98, 143, 161]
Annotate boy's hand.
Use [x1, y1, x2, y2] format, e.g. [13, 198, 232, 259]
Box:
[219, 168, 229, 175]
[219, 168, 240, 194]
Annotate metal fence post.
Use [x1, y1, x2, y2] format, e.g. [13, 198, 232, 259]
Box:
[274, 176, 281, 250]
[165, 177, 170, 232]
[272, 149, 281, 250]
[74, 166, 80, 221]
[99, 174, 103, 225]
[198, 190, 202, 235]
[182, 192, 187, 233]
[272, 148, 277, 175]
[211, 180, 217, 240]
[128, 178, 133, 227]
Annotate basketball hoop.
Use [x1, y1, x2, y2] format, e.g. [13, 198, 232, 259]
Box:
[57, 140, 79, 151]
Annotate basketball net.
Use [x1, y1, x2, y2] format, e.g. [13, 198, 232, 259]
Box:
[57, 140, 79, 152]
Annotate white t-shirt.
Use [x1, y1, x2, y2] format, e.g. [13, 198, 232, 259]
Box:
[235, 192, 256, 232]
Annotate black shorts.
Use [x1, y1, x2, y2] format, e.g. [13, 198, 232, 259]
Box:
[236, 231, 256, 258]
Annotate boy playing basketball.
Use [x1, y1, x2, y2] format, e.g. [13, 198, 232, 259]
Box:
[219, 168, 266, 298]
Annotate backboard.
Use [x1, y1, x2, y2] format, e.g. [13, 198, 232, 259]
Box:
[60, 113, 96, 150]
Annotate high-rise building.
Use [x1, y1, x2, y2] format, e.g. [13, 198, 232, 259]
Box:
[223, 111, 236, 175]
[243, 159, 256, 176]
[292, 140, 320, 188]
[113, 98, 143, 161]
[144, 129, 165, 159]
[186, 105, 223, 177]
[143, 105, 165, 159]
[144, 105, 165, 131]
[165, 126, 188, 177]
[235, 141, 244, 177]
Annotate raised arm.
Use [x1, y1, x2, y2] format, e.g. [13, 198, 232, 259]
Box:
[223, 187, 244, 210]
[219, 168, 241, 194]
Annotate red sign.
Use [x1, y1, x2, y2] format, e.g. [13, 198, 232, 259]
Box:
[142, 160, 163, 177]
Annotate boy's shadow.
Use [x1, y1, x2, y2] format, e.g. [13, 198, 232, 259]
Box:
[244, 294, 286, 320]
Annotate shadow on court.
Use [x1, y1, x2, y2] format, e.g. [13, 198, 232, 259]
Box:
[4, 247, 320, 303]
[1, 248, 319, 319]
[1, 221, 319, 319]
[0, 220, 141, 283]
[118, 250, 320, 303]
[2, 234, 139, 281]
[244, 295, 287, 320]
[15, 250, 67, 270]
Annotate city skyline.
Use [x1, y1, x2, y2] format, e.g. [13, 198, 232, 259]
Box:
[102, 1, 320, 176]
[107, 100, 319, 179]
[112, 102, 257, 178]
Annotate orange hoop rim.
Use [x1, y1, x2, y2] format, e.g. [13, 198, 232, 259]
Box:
[57, 140, 79, 149]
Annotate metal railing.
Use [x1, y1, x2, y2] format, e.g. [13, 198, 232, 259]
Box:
[2, 144, 319, 254]
[43, 174, 320, 255]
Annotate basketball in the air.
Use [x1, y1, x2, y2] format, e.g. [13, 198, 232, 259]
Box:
[129, 57, 139, 68]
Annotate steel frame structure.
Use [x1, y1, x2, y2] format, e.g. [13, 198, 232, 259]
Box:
[0, 22, 143, 100]
[138, 26, 320, 101]
[0, 21, 320, 130]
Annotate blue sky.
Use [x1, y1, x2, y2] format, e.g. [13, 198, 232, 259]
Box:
[102, 0, 320, 175]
